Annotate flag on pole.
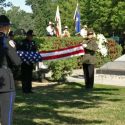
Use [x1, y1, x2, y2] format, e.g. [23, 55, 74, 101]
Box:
[73, 3, 81, 34]
[17, 44, 85, 63]
[55, 5, 62, 37]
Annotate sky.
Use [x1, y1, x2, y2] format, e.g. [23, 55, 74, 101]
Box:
[5, 0, 32, 13]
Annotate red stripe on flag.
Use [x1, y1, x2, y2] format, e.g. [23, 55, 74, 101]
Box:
[41, 49, 85, 60]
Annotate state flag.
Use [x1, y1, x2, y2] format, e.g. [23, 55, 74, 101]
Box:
[55, 5, 62, 37]
[73, 3, 81, 34]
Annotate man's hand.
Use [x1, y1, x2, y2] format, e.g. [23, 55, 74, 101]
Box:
[82, 44, 87, 48]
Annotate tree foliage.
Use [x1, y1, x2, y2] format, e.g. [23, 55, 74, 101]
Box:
[25, 0, 78, 36]
[6, 6, 34, 32]
[0, 7, 5, 14]
[1, 0, 125, 37]
[0, 0, 12, 7]
[80, 0, 125, 36]
[26, 0, 125, 36]
[26, 0, 56, 36]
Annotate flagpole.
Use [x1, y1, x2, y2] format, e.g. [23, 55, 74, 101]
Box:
[77, 0, 79, 4]
[73, 2, 78, 19]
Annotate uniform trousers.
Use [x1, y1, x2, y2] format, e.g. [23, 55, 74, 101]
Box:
[21, 63, 33, 93]
[83, 64, 94, 89]
[0, 92, 15, 125]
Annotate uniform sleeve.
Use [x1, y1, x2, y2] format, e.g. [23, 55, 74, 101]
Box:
[17, 40, 25, 51]
[86, 40, 98, 51]
[16, 41, 23, 50]
[6, 41, 21, 66]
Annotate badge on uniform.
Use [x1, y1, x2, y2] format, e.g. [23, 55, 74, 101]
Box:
[9, 40, 15, 48]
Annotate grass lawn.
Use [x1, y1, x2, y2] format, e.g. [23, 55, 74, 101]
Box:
[14, 82, 125, 125]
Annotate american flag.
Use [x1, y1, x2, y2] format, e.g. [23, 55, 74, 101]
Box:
[17, 44, 85, 63]
[17, 51, 42, 64]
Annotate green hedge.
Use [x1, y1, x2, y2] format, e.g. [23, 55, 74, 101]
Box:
[16, 37, 122, 81]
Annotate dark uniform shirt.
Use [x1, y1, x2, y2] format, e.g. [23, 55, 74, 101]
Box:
[18, 38, 37, 65]
[17, 37, 37, 93]
[0, 32, 21, 92]
[18, 38, 37, 52]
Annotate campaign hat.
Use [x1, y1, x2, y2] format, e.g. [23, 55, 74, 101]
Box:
[0, 15, 12, 26]
[87, 29, 94, 36]
[64, 26, 68, 29]
[49, 21, 53, 25]
[26, 30, 35, 36]
[83, 25, 87, 28]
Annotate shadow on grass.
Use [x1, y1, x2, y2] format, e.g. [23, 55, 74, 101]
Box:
[14, 82, 122, 125]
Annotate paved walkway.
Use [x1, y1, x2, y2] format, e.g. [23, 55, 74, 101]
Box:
[66, 69, 125, 87]
[31, 69, 125, 87]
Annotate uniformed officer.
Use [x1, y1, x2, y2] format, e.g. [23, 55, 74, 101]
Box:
[8, 30, 21, 80]
[62, 26, 70, 37]
[82, 29, 98, 90]
[80, 25, 88, 38]
[46, 21, 56, 36]
[0, 15, 21, 125]
[18, 30, 37, 93]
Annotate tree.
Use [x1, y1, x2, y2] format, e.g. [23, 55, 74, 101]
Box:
[80, 0, 125, 36]
[25, 0, 125, 36]
[26, 0, 78, 36]
[0, 0, 12, 7]
[0, 0, 6, 6]
[26, 0, 56, 36]
[0, 7, 5, 14]
[0, 0, 10, 14]
[6, 6, 34, 32]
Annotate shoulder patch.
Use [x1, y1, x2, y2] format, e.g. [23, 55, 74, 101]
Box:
[9, 40, 15, 48]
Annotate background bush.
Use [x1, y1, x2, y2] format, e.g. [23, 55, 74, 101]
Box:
[16, 37, 122, 81]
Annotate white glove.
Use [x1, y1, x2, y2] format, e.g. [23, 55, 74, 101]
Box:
[39, 62, 48, 69]
[82, 44, 87, 48]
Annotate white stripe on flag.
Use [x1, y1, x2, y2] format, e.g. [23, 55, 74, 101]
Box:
[44, 53, 84, 61]
[39, 44, 85, 61]
[40, 45, 84, 57]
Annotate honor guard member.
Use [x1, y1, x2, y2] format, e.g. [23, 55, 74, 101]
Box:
[80, 25, 88, 38]
[0, 15, 21, 125]
[8, 31, 21, 80]
[46, 21, 56, 36]
[18, 30, 37, 93]
[82, 29, 98, 90]
[62, 26, 70, 37]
